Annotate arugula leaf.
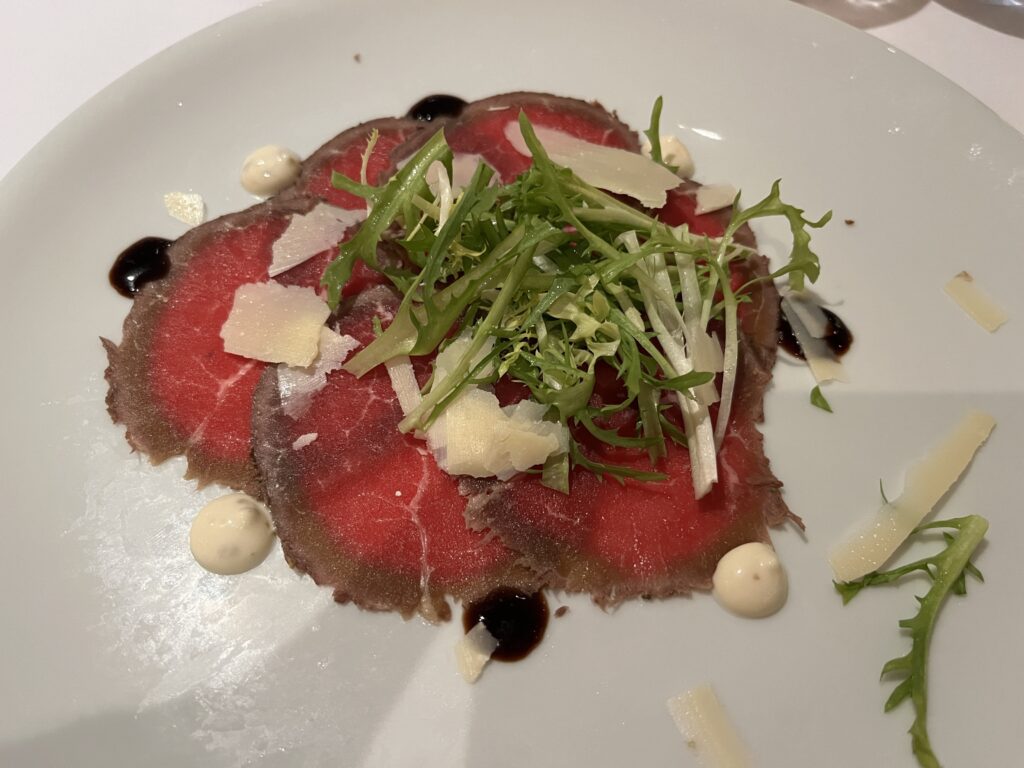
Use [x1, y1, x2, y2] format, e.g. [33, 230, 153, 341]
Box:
[836, 515, 989, 768]
[324, 104, 830, 488]
[644, 95, 665, 166]
[810, 385, 833, 412]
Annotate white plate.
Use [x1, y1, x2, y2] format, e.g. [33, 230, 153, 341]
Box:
[1, 1, 1022, 765]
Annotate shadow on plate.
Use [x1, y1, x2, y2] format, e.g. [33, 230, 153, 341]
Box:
[793, 0, 1024, 38]
[937, 0, 1024, 38]
[792, 0, 930, 28]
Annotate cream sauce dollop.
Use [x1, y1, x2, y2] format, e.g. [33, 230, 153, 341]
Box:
[240, 145, 301, 196]
[712, 542, 788, 618]
[189, 492, 276, 575]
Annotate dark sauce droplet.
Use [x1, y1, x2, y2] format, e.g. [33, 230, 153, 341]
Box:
[407, 94, 467, 122]
[778, 298, 853, 359]
[463, 587, 549, 662]
[110, 237, 172, 298]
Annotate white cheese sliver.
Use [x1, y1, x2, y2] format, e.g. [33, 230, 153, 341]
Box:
[783, 291, 830, 338]
[386, 356, 423, 416]
[455, 622, 498, 684]
[221, 282, 331, 367]
[694, 184, 737, 216]
[944, 271, 1009, 332]
[829, 409, 996, 582]
[780, 298, 847, 383]
[503, 122, 679, 208]
[268, 203, 365, 278]
[163, 192, 206, 226]
[667, 685, 752, 768]
[443, 388, 566, 480]
[277, 328, 361, 417]
[291, 433, 318, 450]
[641, 135, 695, 178]
[424, 153, 493, 199]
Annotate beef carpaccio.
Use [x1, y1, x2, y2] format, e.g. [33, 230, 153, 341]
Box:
[104, 92, 794, 621]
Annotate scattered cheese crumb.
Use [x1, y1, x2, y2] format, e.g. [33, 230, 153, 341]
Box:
[269, 202, 365, 277]
[667, 685, 752, 768]
[829, 409, 996, 582]
[455, 622, 499, 683]
[694, 184, 737, 216]
[163, 192, 206, 226]
[220, 282, 330, 367]
[291, 433, 318, 450]
[944, 271, 1009, 332]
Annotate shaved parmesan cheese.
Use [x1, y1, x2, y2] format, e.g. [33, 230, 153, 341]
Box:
[455, 622, 498, 683]
[269, 202, 365, 277]
[425, 153, 493, 199]
[278, 327, 361, 417]
[504, 123, 679, 208]
[694, 184, 737, 216]
[782, 290, 830, 338]
[642, 135, 695, 178]
[163, 192, 206, 226]
[221, 282, 330, 367]
[667, 685, 752, 768]
[291, 433, 318, 450]
[443, 388, 567, 480]
[386, 356, 422, 416]
[433, 334, 495, 383]
[780, 298, 847, 383]
[944, 271, 1009, 332]
[829, 410, 996, 582]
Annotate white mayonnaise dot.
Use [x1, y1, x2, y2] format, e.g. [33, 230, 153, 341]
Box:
[240, 145, 301, 197]
[712, 542, 788, 618]
[189, 492, 276, 575]
[641, 134, 695, 178]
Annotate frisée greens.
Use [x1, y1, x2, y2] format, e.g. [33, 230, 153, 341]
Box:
[322, 104, 830, 496]
[836, 515, 988, 768]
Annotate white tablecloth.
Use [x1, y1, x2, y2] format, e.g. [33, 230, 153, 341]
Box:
[2, 0, 1022, 181]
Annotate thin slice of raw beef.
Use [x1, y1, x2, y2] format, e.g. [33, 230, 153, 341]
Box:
[104, 117, 431, 496]
[459, 191, 795, 605]
[252, 287, 542, 621]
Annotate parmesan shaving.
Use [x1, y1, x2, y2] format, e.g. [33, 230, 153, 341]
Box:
[277, 327, 361, 417]
[694, 184, 737, 216]
[442, 388, 567, 480]
[163, 192, 206, 226]
[221, 282, 330, 367]
[944, 271, 1009, 332]
[504, 123, 680, 208]
[425, 153, 493, 198]
[455, 622, 498, 683]
[782, 290, 830, 338]
[667, 685, 752, 768]
[269, 203, 365, 277]
[385, 356, 422, 416]
[780, 298, 847, 383]
[829, 409, 996, 582]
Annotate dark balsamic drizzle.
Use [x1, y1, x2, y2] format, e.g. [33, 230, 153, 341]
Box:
[778, 299, 853, 359]
[463, 588, 549, 662]
[110, 237, 172, 297]
[407, 94, 467, 122]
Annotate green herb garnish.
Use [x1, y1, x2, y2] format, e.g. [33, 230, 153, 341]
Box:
[322, 105, 828, 492]
[836, 515, 989, 768]
[810, 384, 832, 412]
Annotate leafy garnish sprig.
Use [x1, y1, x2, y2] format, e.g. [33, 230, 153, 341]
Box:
[836, 515, 989, 768]
[322, 103, 829, 492]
